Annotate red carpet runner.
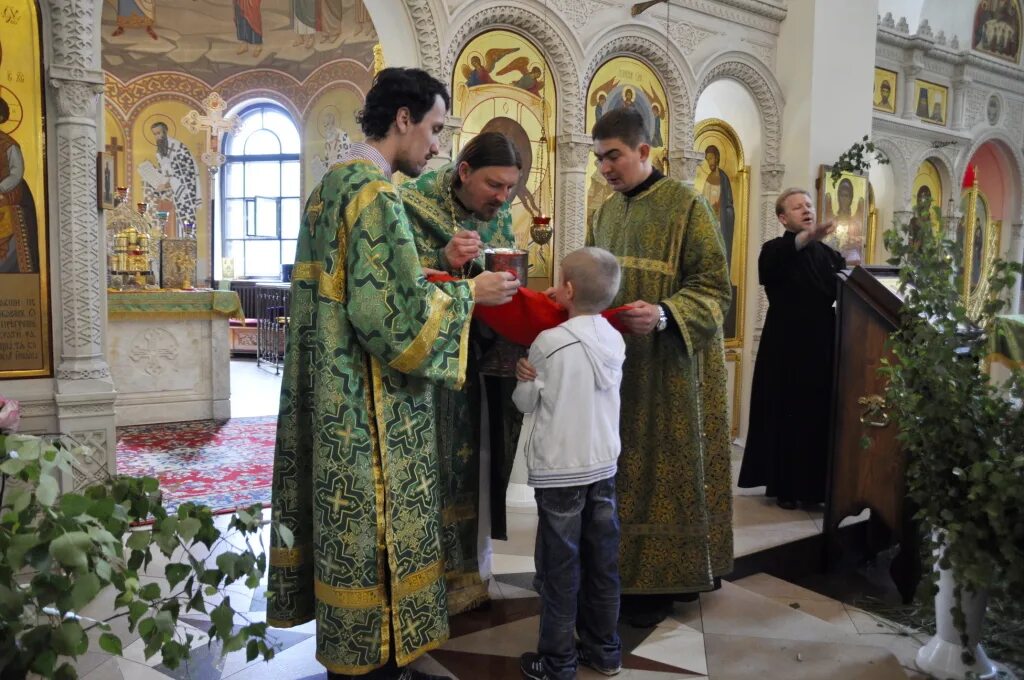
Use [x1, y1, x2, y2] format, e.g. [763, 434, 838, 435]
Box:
[116, 416, 277, 515]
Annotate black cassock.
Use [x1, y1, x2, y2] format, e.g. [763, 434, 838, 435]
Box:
[738, 230, 845, 504]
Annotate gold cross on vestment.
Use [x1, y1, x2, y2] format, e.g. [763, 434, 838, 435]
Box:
[336, 424, 354, 448]
[181, 92, 242, 172]
[330, 488, 350, 514]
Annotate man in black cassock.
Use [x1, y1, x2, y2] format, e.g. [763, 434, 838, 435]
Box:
[738, 187, 845, 509]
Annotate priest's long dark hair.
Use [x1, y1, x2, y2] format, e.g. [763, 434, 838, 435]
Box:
[451, 132, 522, 188]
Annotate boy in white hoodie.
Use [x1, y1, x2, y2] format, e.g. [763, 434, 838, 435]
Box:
[513, 247, 626, 680]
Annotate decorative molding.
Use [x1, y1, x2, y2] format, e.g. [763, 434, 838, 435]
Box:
[667, 150, 689, 183]
[46, 0, 99, 75]
[741, 40, 775, 69]
[964, 87, 988, 129]
[548, 0, 599, 32]
[56, 366, 112, 381]
[407, 0, 444, 78]
[67, 429, 112, 491]
[60, 402, 116, 417]
[756, 197, 777, 327]
[881, 12, 896, 29]
[681, 149, 704, 184]
[130, 329, 180, 376]
[440, 116, 464, 161]
[696, 55, 783, 165]
[760, 163, 785, 192]
[51, 79, 103, 119]
[669, 21, 722, 56]
[19, 401, 57, 418]
[670, 0, 785, 35]
[556, 134, 592, 168]
[584, 34, 694, 149]
[443, 5, 583, 137]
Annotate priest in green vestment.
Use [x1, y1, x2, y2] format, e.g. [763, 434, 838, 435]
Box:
[401, 132, 522, 615]
[267, 68, 520, 680]
[586, 107, 734, 627]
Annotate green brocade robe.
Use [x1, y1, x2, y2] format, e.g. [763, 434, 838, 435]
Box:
[268, 159, 476, 674]
[401, 164, 516, 615]
[588, 176, 734, 594]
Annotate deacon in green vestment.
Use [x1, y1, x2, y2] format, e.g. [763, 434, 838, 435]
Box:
[401, 132, 521, 615]
[267, 68, 520, 680]
[587, 107, 734, 627]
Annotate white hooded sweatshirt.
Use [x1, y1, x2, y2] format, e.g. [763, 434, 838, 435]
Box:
[512, 314, 626, 488]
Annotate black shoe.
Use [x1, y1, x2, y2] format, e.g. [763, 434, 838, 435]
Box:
[776, 499, 798, 510]
[671, 592, 699, 602]
[620, 594, 671, 628]
[578, 646, 621, 676]
[519, 652, 551, 680]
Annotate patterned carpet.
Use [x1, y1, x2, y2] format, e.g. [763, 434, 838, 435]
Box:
[116, 416, 277, 515]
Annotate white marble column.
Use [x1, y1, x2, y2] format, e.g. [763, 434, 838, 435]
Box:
[47, 0, 118, 488]
[901, 64, 922, 121]
[679, 149, 705, 187]
[950, 73, 971, 132]
[553, 134, 593, 279]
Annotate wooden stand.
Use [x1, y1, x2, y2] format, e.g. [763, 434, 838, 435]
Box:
[825, 266, 921, 602]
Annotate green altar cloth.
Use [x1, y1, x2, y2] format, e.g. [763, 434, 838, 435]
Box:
[107, 290, 244, 321]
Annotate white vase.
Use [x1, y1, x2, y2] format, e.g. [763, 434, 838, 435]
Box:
[915, 552, 999, 680]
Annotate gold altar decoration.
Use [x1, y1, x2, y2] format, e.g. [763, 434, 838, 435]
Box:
[106, 189, 162, 289]
[959, 169, 1001, 317]
[160, 238, 198, 290]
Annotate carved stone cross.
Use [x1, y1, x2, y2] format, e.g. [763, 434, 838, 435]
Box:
[181, 92, 241, 173]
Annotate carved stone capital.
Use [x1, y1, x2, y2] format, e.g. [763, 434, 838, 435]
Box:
[556, 134, 592, 169]
[50, 78, 104, 119]
[439, 116, 463, 162]
[760, 163, 786, 192]
[679, 150, 705, 185]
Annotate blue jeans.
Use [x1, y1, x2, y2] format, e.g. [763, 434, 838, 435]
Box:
[533, 477, 621, 680]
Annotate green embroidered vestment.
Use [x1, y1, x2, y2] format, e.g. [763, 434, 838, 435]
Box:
[268, 159, 476, 674]
[588, 176, 735, 594]
[401, 163, 516, 614]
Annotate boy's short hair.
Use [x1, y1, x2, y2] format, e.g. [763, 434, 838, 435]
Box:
[591, 108, 650, 149]
[562, 247, 621, 314]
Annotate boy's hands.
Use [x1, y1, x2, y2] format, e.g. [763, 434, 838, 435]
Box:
[515, 357, 537, 382]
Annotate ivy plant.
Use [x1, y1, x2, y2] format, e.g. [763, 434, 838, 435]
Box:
[880, 206, 1024, 659]
[0, 434, 289, 678]
[830, 135, 889, 186]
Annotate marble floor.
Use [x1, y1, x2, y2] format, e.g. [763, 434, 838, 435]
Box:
[66, 360, 937, 679]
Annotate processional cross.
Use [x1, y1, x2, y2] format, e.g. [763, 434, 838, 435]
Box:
[181, 92, 242, 174]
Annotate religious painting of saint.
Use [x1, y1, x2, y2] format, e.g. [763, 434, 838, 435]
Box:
[0, 0, 52, 377]
[303, 89, 363, 195]
[818, 167, 868, 267]
[911, 159, 943, 240]
[873, 67, 897, 114]
[694, 119, 748, 346]
[138, 117, 202, 236]
[584, 56, 669, 233]
[958, 189, 999, 295]
[914, 80, 948, 126]
[972, 0, 1022, 62]
[98, 152, 116, 210]
[453, 30, 556, 285]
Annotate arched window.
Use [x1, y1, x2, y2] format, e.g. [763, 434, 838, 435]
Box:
[220, 104, 301, 278]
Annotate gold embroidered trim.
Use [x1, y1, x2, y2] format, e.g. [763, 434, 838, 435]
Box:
[291, 261, 321, 281]
[454, 279, 475, 391]
[393, 559, 445, 600]
[266, 615, 314, 629]
[314, 578, 388, 609]
[390, 286, 452, 373]
[317, 652, 388, 676]
[269, 544, 312, 568]
[366, 358, 392, 665]
[616, 256, 675, 276]
[320, 180, 397, 303]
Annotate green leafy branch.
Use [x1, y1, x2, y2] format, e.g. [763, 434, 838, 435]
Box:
[0, 435, 289, 679]
[879, 211, 1024, 660]
[830, 135, 890, 186]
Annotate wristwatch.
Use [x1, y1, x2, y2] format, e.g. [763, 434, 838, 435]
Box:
[655, 305, 668, 332]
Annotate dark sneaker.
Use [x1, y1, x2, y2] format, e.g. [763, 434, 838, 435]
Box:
[577, 646, 621, 676]
[520, 652, 551, 680]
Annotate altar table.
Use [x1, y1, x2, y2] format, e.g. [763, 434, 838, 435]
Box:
[107, 290, 243, 426]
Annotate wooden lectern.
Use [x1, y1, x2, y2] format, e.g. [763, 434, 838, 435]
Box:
[825, 265, 920, 602]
